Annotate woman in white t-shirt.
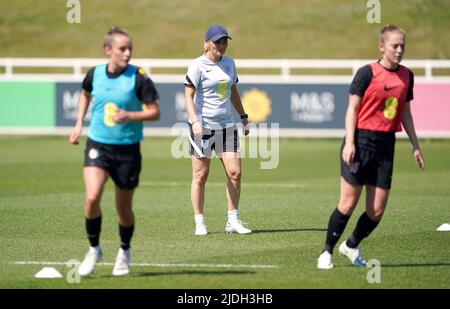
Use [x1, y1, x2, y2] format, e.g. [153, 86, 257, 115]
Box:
[184, 24, 251, 236]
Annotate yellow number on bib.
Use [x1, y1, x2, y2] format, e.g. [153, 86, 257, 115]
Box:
[104, 102, 118, 127]
[218, 80, 228, 100]
[383, 96, 398, 120]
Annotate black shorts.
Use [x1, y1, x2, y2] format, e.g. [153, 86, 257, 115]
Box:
[340, 130, 395, 189]
[84, 138, 141, 190]
[188, 124, 240, 158]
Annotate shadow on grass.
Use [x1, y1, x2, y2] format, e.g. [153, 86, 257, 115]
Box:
[100, 269, 254, 278]
[201, 228, 326, 235]
[381, 263, 450, 268]
[252, 228, 327, 234]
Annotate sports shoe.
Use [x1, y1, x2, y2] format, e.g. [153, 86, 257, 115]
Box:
[225, 220, 252, 234]
[112, 248, 131, 276]
[78, 246, 102, 276]
[338, 241, 367, 267]
[195, 223, 208, 236]
[317, 251, 333, 269]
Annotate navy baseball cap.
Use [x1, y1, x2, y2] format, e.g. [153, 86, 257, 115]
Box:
[205, 24, 232, 42]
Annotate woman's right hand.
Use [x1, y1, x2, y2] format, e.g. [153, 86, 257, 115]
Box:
[69, 127, 82, 145]
[192, 121, 202, 137]
[342, 142, 355, 166]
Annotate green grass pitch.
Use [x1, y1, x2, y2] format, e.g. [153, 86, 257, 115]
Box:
[0, 136, 449, 288]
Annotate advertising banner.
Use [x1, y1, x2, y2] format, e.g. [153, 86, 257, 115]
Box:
[55, 82, 348, 129]
[1, 81, 447, 134]
[411, 84, 450, 131]
[0, 82, 55, 127]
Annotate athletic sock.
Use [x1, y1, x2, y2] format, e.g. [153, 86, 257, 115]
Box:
[346, 212, 379, 248]
[85, 216, 101, 247]
[227, 210, 238, 223]
[324, 208, 351, 254]
[195, 214, 205, 225]
[119, 224, 134, 251]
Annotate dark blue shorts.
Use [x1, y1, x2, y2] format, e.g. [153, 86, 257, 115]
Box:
[340, 130, 395, 190]
[84, 138, 141, 190]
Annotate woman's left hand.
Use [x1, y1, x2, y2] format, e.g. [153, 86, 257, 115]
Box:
[113, 109, 131, 123]
[413, 148, 425, 170]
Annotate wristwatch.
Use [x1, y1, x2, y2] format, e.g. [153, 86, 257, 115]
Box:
[240, 113, 248, 119]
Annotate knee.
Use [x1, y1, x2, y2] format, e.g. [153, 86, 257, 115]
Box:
[85, 194, 100, 208]
[367, 208, 384, 221]
[227, 168, 241, 182]
[337, 197, 358, 216]
[84, 196, 101, 218]
[193, 169, 209, 185]
[337, 204, 354, 216]
[117, 208, 134, 225]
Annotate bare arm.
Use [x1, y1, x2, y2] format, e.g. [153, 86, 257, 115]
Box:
[184, 85, 202, 136]
[342, 94, 361, 165]
[401, 101, 425, 169]
[69, 90, 91, 145]
[113, 100, 161, 123]
[230, 84, 249, 136]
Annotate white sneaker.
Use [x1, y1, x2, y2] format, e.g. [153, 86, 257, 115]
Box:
[317, 251, 333, 269]
[78, 246, 102, 276]
[195, 223, 208, 236]
[225, 220, 252, 234]
[338, 241, 367, 267]
[112, 248, 131, 276]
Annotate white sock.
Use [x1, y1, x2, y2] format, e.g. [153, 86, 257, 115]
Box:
[228, 210, 238, 223]
[89, 246, 100, 252]
[195, 214, 205, 225]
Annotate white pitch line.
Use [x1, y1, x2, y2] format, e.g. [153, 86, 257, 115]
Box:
[14, 261, 279, 269]
[141, 181, 305, 189]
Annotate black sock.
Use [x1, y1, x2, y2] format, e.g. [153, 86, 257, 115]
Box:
[346, 212, 379, 248]
[85, 216, 101, 247]
[324, 208, 351, 254]
[119, 224, 134, 250]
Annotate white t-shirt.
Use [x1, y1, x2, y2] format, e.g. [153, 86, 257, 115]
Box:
[185, 55, 238, 129]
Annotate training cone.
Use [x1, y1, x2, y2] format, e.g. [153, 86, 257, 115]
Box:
[436, 223, 450, 231]
[34, 267, 63, 278]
